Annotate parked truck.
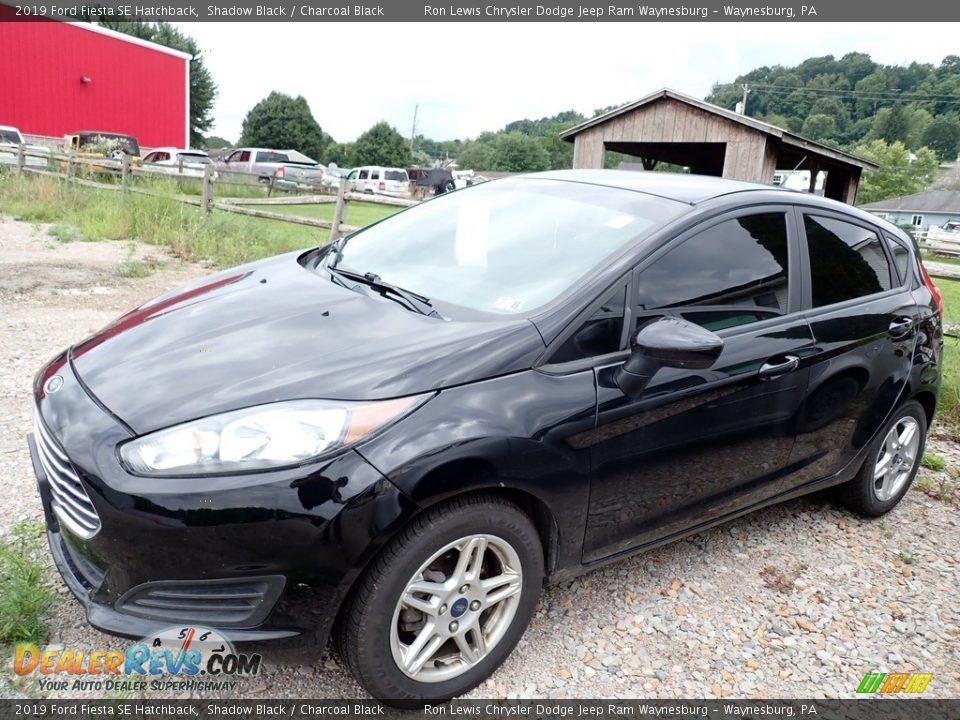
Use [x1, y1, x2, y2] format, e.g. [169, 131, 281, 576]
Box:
[217, 148, 329, 188]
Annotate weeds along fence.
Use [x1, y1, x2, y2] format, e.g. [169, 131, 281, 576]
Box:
[0, 144, 418, 243]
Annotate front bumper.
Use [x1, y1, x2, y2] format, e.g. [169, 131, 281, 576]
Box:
[29, 353, 419, 649]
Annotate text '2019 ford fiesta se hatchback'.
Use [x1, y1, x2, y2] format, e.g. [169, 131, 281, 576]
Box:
[29, 170, 942, 703]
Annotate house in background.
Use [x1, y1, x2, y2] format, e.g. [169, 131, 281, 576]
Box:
[860, 190, 960, 233]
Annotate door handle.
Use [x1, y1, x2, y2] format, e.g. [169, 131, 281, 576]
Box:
[888, 317, 914, 338]
[758, 354, 800, 380]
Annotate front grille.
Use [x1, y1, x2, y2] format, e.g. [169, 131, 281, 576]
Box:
[33, 411, 101, 539]
[117, 576, 285, 627]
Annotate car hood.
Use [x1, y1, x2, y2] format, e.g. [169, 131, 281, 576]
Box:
[69, 251, 545, 434]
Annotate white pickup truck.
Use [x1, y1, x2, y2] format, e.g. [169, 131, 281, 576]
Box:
[0, 125, 51, 167]
[217, 148, 329, 188]
[927, 220, 960, 243]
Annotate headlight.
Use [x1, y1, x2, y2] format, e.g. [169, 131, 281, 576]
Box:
[119, 395, 430, 477]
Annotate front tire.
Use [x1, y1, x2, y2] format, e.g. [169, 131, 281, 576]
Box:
[336, 494, 543, 706]
[839, 400, 927, 517]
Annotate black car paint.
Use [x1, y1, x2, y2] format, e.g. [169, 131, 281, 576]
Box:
[30, 171, 942, 655]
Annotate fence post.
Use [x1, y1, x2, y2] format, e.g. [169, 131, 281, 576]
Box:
[178, 157, 184, 175]
[201, 162, 214, 215]
[329, 178, 348, 243]
[17, 143, 25, 172]
[267, 174, 275, 198]
[67, 152, 76, 182]
[121, 154, 130, 192]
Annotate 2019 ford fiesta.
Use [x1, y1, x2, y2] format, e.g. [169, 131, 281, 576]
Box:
[29, 170, 942, 703]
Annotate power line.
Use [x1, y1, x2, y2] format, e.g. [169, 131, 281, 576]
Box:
[712, 82, 960, 103]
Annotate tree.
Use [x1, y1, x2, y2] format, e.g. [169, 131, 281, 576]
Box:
[455, 141, 495, 170]
[488, 133, 550, 172]
[323, 142, 352, 168]
[239, 92, 329, 160]
[801, 114, 838, 142]
[870, 105, 911, 145]
[95, 22, 217, 146]
[853, 140, 939, 204]
[921, 119, 960, 160]
[349, 122, 411, 167]
[201, 135, 233, 150]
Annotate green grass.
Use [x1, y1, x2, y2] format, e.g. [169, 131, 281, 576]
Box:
[933, 278, 960, 434]
[921, 452, 947, 471]
[896, 550, 918, 565]
[922, 251, 960, 267]
[0, 174, 332, 268]
[0, 521, 51, 645]
[937, 276, 960, 325]
[262, 201, 399, 227]
[47, 223, 78, 243]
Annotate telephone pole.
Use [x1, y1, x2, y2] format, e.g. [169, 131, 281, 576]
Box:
[739, 84, 750, 115]
[410, 104, 419, 155]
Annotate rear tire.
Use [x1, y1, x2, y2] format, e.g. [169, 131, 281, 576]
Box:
[335, 494, 543, 706]
[839, 400, 926, 517]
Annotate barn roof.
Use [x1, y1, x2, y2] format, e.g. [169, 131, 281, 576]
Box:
[560, 88, 877, 171]
[860, 190, 960, 213]
[63, 21, 192, 61]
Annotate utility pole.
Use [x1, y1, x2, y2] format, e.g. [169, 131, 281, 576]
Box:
[739, 84, 750, 115]
[410, 104, 419, 156]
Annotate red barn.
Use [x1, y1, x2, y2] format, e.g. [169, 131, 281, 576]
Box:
[0, 14, 190, 149]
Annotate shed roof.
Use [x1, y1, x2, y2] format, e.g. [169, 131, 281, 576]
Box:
[560, 88, 877, 170]
[859, 190, 960, 213]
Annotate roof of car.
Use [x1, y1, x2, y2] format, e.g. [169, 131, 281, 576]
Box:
[147, 147, 208, 154]
[527, 169, 788, 205]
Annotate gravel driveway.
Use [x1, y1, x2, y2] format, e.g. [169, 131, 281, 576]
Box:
[2, 217, 959, 700]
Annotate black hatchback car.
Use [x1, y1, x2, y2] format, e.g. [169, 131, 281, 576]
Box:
[29, 170, 942, 703]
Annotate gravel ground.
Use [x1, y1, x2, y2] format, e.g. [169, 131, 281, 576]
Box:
[1, 216, 959, 700]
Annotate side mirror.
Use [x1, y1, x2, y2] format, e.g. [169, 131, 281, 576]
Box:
[615, 317, 724, 398]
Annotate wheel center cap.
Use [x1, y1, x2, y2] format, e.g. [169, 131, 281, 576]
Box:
[450, 597, 468, 618]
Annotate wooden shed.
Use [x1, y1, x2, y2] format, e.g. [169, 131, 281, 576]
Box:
[561, 88, 876, 205]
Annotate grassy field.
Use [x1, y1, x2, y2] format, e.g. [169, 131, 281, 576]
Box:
[933, 277, 960, 433]
[263, 201, 399, 228]
[0, 172, 385, 268]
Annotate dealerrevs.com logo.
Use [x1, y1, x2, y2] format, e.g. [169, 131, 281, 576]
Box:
[14, 626, 261, 693]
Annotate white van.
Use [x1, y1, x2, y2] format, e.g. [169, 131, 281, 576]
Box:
[346, 166, 409, 196]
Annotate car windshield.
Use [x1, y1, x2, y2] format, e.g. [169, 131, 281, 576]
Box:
[0, 129, 21, 143]
[330, 177, 686, 314]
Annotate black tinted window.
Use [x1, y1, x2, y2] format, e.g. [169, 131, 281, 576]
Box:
[552, 287, 626, 363]
[385, 170, 406, 182]
[804, 215, 892, 307]
[636, 213, 790, 331]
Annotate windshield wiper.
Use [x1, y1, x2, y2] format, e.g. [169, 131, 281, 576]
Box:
[327, 266, 442, 319]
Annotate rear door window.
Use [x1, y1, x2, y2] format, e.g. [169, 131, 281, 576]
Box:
[803, 214, 893, 307]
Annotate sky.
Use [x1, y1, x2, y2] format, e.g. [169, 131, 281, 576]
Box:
[175, 22, 959, 144]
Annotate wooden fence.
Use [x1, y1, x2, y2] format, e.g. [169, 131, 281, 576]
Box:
[0, 144, 418, 242]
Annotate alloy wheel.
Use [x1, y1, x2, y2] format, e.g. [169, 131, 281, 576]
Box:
[389, 534, 523, 683]
[873, 416, 921, 502]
